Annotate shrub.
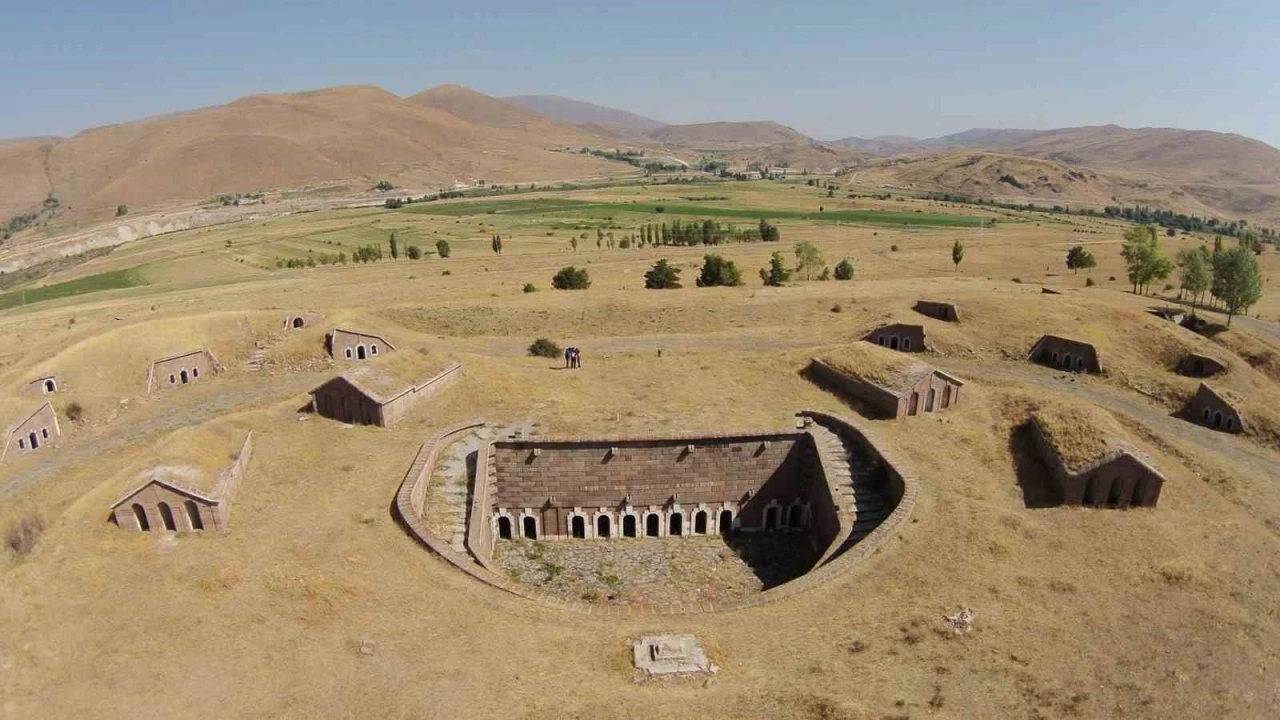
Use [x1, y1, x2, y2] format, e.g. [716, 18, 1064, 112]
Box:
[759, 251, 791, 287]
[643, 259, 682, 289]
[435, 239, 451, 258]
[442, 270, 452, 276]
[696, 255, 743, 287]
[406, 245, 422, 260]
[6, 515, 44, 556]
[522, 283, 538, 293]
[831, 304, 842, 313]
[65, 401, 83, 422]
[1085, 277, 1096, 287]
[890, 244, 899, 252]
[115, 204, 128, 217]
[528, 338, 562, 358]
[834, 258, 854, 281]
[373, 180, 394, 191]
[552, 266, 591, 290]
[384, 198, 404, 209]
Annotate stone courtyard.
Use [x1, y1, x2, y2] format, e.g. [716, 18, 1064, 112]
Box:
[492, 533, 816, 606]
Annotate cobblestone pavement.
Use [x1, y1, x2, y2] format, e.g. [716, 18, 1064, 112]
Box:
[492, 534, 816, 606]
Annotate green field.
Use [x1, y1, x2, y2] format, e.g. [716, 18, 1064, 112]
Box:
[406, 197, 992, 227]
[0, 266, 148, 310]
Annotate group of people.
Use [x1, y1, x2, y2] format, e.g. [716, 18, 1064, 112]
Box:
[563, 346, 584, 369]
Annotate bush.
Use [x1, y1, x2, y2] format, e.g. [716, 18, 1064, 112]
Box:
[528, 338, 562, 358]
[890, 244, 899, 252]
[696, 255, 744, 287]
[644, 259, 682, 289]
[552, 266, 591, 290]
[834, 258, 854, 281]
[373, 180, 394, 191]
[831, 304, 842, 313]
[442, 270, 452, 276]
[522, 283, 538, 293]
[6, 515, 44, 556]
[65, 401, 83, 422]
[1085, 277, 1096, 287]
[115, 204, 128, 217]
[384, 198, 404, 209]
[406, 245, 422, 260]
[759, 251, 791, 287]
[436, 239, 451, 258]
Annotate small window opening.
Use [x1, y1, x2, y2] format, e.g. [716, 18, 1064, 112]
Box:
[44, 379, 56, 393]
[157, 502, 177, 532]
[184, 501, 204, 531]
[169, 374, 177, 384]
[180, 369, 189, 384]
[192, 367, 200, 378]
[344, 347, 353, 359]
[132, 503, 150, 531]
[371, 344, 379, 356]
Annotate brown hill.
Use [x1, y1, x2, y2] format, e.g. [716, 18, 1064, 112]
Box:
[647, 121, 810, 149]
[0, 85, 623, 224]
[407, 84, 593, 143]
[727, 140, 864, 173]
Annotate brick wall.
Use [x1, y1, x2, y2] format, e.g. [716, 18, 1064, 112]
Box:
[807, 358, 903, 418]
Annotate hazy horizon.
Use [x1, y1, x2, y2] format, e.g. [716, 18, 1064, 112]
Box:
[3, 1, 1278, 146]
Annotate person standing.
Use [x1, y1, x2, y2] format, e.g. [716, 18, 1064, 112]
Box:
[564, 346, 573, 369]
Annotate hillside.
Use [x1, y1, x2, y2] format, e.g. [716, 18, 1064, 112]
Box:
[0, 85, 624, 226]
[726, 139, 862, 173]
[407, 84, 594, 143]
[647, 121, 810, 149]
[503, 94, 667, 131]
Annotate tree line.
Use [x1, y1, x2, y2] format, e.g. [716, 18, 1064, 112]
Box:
[1120, 225, 1263, 325]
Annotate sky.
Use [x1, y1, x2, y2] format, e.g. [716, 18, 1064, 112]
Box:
[2, 1, 1278, 145]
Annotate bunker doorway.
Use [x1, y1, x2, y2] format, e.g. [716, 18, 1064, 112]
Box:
[623, 514, 637, 538]
[184, 501, 204, 531]
[596, 515, 611, 538]
[669, 512, 683, 537]
[522, 516, 537, 540]
[132, 504, 150, 531]
[718, 509, 733, 534]
[693, 511, 707, 535]
[497, 516, 512, 540]
[158, 502, 177, 532]
[645, 513, 660, 537]
[764, 506, 779, 530]
[571, 515, 586, 539]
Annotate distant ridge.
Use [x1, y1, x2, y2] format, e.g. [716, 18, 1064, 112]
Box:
[503, 94, 667, 131]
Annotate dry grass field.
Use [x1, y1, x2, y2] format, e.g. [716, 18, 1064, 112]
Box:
[1, 180, 1278, 719]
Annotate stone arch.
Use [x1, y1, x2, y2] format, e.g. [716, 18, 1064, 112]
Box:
[595, 512, 612, 538]
[902, 337, 912, 351]
[718, 507, 734, 534]
[43, 379, 56, 393]
[184, 501, 204, 531]
[520, 511, 539, 540]
[763, 501, 782, 531]
[622, 513, 638, 538]
[1213, 411, 1224, 428]
[569, 512, 587, 539]
[356, 345, 367, 360]
[131, 503, 150, 531]
[292, 316, 305, 329]
[787, 502, 807, 529]
[668, 510, 683, 537]
[496, 514, 512, 540]
[180, 369, 190, 384]
[925, 388, 936, 412]
[157, 502, 177, 532]
[693, 509, 708, 535]
[644, 511, 662, 537]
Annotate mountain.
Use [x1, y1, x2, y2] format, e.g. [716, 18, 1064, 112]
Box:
[503, 94, 667, 131]
[408, 84, 593, 143]
[646, 121, 810, 150]
[0, 85, 623, 224]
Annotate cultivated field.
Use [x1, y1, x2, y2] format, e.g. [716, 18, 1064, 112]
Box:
[1, 180, 1278, 719]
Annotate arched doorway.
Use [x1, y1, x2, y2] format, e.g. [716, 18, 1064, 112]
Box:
[1131, 477, 1146, 506]
[623, 514, 637, 538]
[1213, 411, 1223, 428]
[132, 504, 150, 531]
[942, 385, 952, 408]
[180, 369, 189, 384]
[157, 503, 177, 531]
[718, 509, 733, 534]
[570, 515, 586, 539]
[596, 514, 611, 538]
[43, 379, 56, 393]
[184, 501, 204, 531]
[645, 513, 660, 537]
[693, 511, 707, 535]
[925, 388, 936, 412]
[764, 506, 779, 530]
[497, 516, 512, 540]
[27, 431, 39, 449]
[356, 345, 367, 360]
[522, 515, 537, 540]
[1107, 478, 1125, 507]
[889, 336, 900, 350]
[788, 504, 804, 529]
[669, 512, 683, 537]
[292, 317, 304, 329]
[908, 392, 919, 416]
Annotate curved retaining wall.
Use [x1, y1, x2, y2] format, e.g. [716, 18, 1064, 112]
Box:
[394, 411, 919, 615]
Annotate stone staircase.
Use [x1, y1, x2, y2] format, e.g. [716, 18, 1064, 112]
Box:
[808, 418, 893, 559]
[435, 425, 498, 554]
[242, 331, 287, 372]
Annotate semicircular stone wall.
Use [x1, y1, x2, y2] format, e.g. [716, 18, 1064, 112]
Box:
[394, 410, 918, 615]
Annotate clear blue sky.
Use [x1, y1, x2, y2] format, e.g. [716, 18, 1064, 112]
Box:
[3, 1, 1278, 145]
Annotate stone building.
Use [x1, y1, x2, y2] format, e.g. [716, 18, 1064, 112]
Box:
[808, 346, 964, 420]
[22, 375, 61, 395]
[487, 430, 838, 549]
[863, 323, 926, 352]
[1182, 383, 1243, 433]
[310, 358, 461, 427]
[913, 300, 960, 322]
[1, 402, 61, 462]
[1177, 352, 1226, 378]
[1028, 406, 1164, 508]
[110, 433, 253, 532]
[147, 349, 223, 393]
[283, 312, 323, 330]
[1027, 335, 1101, 374]
[328, 328, 396, 361]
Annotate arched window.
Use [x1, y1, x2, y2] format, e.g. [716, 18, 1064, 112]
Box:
[902, 337, 912, 351]
[889, 336, 900, 351]
[43, 379, 56, 393]
[764, 506, 779, 530]
[596, 514, 611, 538]
[942, 385, 952, 408]
[925, 388, 936, 412]
[180, 369, 189, 384]
[1213, 411, 1223, 428]
[371, 344, 379, 356]
[497, 515, 512, 540]
[1202, 408, 1211, 422]
[157, 502, 177, 531]
[169, 374, 177, 384]
[192, 367, 200, 378]
[693, 510, 708, 535]
[645, 513, 660, 537]
[877, 336, 885, 346]
[522, 515, 537, 540]
[132, 503, 150, 531]
[622, 514, 638, 538]
[788, 504, 805, 529]
[356, 345, 367, 360]
[570, 514, 586, 539]
[1225, 417, 1235, 431]
[1062, 353, 1073, 370]
[293, 317, 304, 329]
[669, 512, 683, 537]
[344, 347, 353, 359]
[718, 509, 733, 534]
[28, 431, 39, 449]
[184, 501, 204, 531]
[1051, 351, 1060, 364]
[40, 428, 48, 439]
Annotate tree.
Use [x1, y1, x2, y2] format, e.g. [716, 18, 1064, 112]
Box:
[384, 198, 403, 209]
[1175, 247, 1209, 313]
[373, 180, 394, 191]
[570, 236, 578, 252]
[491, 234, 503, 254]
[1120, 225, 1171, 294]
[759, 251, 791, 286]
[406, 245, 422, 260]
[833, 258, 854, 281]
[596, 228, 604, 249]
[794, 241, 826, 280]
[951, 240, 965, 272]
[436, 239, 451, 258]
[552, 266, 591, 290]
[1066, 245, 1096, 274]
[115, 204, 128, 217]
[644, 259, 682, 289]
[758, 218, 780, 242]
[389, 233, 399, 260]
[1211, 245, 1262, 325]
[696, 255, 744, 287]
